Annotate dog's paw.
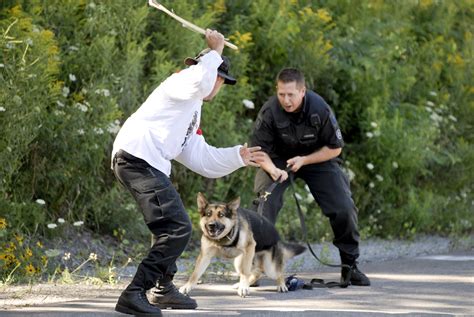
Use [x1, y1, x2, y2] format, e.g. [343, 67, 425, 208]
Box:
[179, 283, 192, 295]
[237, 285, 250, 297]
[277, 283, 288, 293]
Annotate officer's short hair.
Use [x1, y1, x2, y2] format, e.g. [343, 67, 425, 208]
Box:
[276, 68, 305, 88]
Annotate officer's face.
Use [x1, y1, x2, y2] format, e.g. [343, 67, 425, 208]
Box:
[276, 81, 306, 113]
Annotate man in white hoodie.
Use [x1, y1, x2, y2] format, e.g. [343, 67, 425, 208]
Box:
[112, 29, 264, 316]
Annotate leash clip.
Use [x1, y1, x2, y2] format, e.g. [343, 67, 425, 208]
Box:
[261, 191, 271, 201]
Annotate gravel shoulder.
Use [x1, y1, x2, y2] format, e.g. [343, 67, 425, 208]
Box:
[1, 234, 472, 310]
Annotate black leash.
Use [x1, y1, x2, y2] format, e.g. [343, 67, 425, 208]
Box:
[257, 167, 353, 288]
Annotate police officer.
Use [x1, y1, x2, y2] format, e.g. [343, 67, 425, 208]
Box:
[250, 68, 370, 286]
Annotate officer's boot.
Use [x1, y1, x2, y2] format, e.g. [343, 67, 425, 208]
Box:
[341, 263, 371, 286]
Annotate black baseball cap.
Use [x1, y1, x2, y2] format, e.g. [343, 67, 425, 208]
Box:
[184, 48, 237, 85]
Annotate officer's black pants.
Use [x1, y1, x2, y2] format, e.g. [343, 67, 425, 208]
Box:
[113, 150, 192, 290]
[254, 159, 360, 265]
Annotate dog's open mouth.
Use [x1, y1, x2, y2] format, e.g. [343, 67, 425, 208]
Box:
[205, 222, 225, 238]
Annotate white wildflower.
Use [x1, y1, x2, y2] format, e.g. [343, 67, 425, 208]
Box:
[342, 167, 355, 182]
[36, 199, 46, 205]
[430, 112, 442, 123]
[425, 106, 433, 113]
[56, 101, 65, 107]
[47, 223, 57, 229]
[62, 86, 70, 97]
[366, 163, 374, 170]
[89, 253, 98, 261]
[26, 38, 33, 46]
[57, 218, 65, 224]
[448, 115, 457, 122]
[429, 91, 437, 96]
[68, 45, 79, 51]
[73, 221, 84, 226]
[242, 99, 255, 109]
[63, 252, 71, 261]
[0, 106, 5, 112]
[94, 127, 104, 135]
[366, 132, 374, 138]
[69, 74, 76, 82]
[75, 103, 88, 112]
[370, 122, 378, 128]
[77, 129, 85, 135]
[373, 130, 381, 137]
[375, 174, 384, 182]
[95, 88, 110, 97]
[107, 120, 121, 134]
[426, 101, 435, 107]
[392, 161, 399, 169]
[0, 63, 4, 68]
[369, 182, 375, 188]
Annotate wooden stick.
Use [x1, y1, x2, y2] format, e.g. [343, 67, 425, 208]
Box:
[148, 0, 238, 50]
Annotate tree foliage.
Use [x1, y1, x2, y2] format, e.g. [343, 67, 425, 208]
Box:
[1, 0, 472, 254]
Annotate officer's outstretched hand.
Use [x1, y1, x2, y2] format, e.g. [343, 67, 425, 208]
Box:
[240, 143, 264, 167]
[287, 156, 306, 172]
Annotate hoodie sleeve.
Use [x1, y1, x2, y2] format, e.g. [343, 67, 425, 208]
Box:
[174, 133, 246, 178]
[161, 50, 223, 101]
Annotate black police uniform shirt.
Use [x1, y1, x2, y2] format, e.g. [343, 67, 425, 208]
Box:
[251, 90, 344, 160]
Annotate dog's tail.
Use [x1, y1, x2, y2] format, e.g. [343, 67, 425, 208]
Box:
[280, 241, 306, 260]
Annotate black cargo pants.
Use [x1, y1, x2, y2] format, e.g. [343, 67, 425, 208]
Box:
[254, 158, 360, 265]
[113, 150, 192, 290]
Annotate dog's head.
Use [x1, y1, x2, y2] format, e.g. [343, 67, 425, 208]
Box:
[197, 192, 240, 240]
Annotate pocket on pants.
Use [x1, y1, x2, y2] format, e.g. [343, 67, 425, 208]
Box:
[133, 177, 180, 223]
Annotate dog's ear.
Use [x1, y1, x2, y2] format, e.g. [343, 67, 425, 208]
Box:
[197, 192, 208, 213]
[227, 196, 240, 212]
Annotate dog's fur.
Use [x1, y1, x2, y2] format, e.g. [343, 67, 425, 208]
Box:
[179, 192, 306, 297]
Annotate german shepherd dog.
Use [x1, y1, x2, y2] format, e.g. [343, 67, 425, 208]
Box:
[179, 192, 306, 297]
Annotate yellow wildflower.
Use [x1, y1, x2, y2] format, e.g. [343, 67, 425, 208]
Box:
[316, 9, 332, 23]
[212, 0, 226, 14]
[5, 242, 16, 252]
[24, 248, 33, 259]
[37, 241, 44, 248]
[420, 0, 433, 8]
[3, 253, 17, 266]
[25, 264, 36, 275]
[41, 255, 48, 266]
[323, 41, 334, 52]
[15, 234, 24, 246]
[0, 218, 7, 230]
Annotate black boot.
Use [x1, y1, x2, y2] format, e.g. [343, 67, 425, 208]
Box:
[341, 264, 371, 286]
[149, 281, 197, 309]
[115, 287, 163, 316]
